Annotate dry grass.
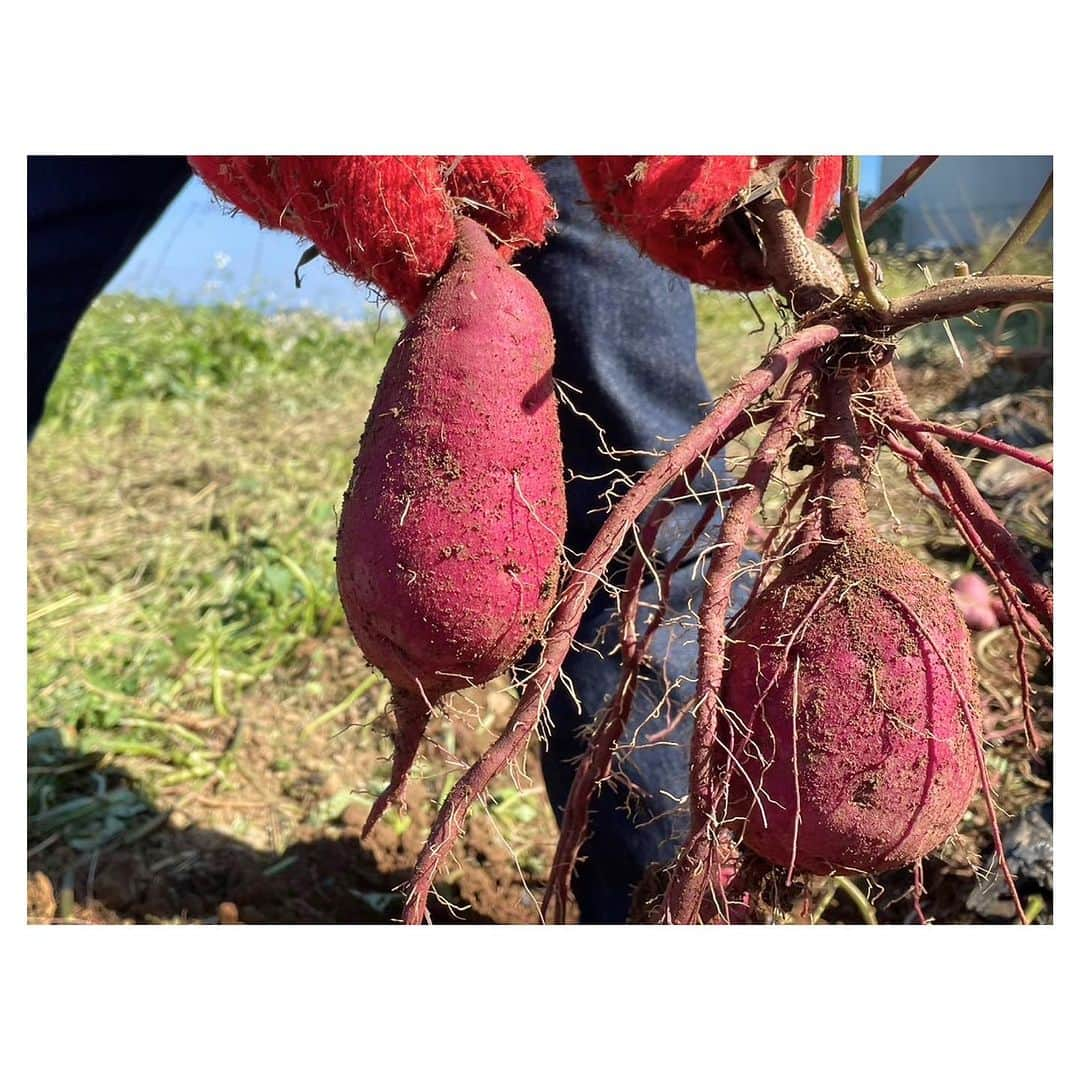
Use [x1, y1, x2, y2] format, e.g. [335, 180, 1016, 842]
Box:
[27, 237, 1052, 923]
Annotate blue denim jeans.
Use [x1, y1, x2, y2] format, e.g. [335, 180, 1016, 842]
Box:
[518, 160, 752, 922]
[28, 156, 751, 923]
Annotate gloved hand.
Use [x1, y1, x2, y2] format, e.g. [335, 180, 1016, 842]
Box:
[189, 156, 555, 314]
[575, 155, 843, 292]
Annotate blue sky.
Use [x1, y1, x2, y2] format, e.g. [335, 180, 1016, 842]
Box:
[106, 178, 384, 318]
[105, 157, 884, 321]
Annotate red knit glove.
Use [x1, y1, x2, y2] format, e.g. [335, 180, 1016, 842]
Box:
[188, 156, 555, 315]
[574, 155, 842, 292]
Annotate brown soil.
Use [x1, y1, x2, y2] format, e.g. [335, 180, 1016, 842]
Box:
[27, 635, 568, 925]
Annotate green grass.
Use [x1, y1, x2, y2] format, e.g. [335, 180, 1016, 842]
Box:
[44, 295, 402, 427]
[31, 248, 1051, 773]
[27, 239, 1052, 917]
[30, 297, 401, 795]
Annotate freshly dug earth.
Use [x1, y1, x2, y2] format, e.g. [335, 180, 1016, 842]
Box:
[722, 536, 982, 875]
[27, 667, 563, 925]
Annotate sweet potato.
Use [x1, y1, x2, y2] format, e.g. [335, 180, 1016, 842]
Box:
[720, 534, 982, 875]
[718, 372, 983, 876]
[952, 571, 1006, 631]
[336, 217, 567, 833]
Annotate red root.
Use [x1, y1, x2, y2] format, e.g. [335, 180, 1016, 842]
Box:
[661, 361, 820, 923]
[360, 692, 428, 839]
[890, 416, 1052, 475]
[887, 402, 1052, 634]
[907, 455, 1045, 751]
[894, 435, 1052, 658]
[912, 859, 929, 925]
[541, 465, 709, 923]
[400, 324, 841, 923]
[736, 472, 817, 619]
[543, 397, 786, 921]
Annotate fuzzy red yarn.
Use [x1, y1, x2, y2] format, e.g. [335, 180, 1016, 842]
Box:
[574, 155, 842, 292]
[440, 156, 555, 254]
[188, 157, 283, 228]
[759, 154, 843, 237]
[279, 156, 454, 314]
[188, 155, 554, 314]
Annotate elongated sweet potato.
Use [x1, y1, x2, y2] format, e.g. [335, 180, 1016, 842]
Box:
[336, 217, 567, 833]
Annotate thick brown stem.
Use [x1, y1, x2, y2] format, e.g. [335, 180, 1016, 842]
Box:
[756, 191, 849, 314]
[876, 275, 1052, 332]
[400, 324, 841, 923]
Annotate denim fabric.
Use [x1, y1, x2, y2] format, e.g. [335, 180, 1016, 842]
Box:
[516, 159, 754, 923]
[27, 156, 754, 923]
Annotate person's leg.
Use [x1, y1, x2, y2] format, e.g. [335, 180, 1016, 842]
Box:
[517, 158, 755, 923]
[27, 156, 192, 434]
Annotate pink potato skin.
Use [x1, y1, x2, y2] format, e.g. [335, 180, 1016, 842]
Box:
[952, 571, 1004, 631]
[336, 218, 567, 699]
[721, 537, 982, 875]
